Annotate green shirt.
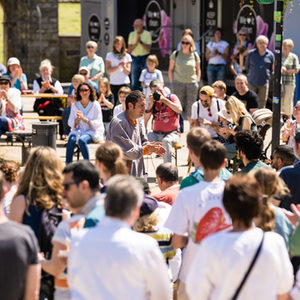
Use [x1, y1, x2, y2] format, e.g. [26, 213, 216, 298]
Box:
[170, 50, 200, 83]
[282, 52, 299, 86]
[240, 160, 269, 173]
[128, 30, 152, 56]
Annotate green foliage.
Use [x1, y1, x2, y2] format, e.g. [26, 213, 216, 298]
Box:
[58, 3, 81, 35]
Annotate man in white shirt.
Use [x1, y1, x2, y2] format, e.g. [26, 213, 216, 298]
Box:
[190, 85, 225, 138]
[165, 140, 231, 300]
[68, 175, 171, 300]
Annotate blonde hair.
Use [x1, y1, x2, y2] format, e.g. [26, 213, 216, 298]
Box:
[134, 209, 159, 232]
[39, 59, 53, 73]
[225, 96, 248, 125]
[212, 80, 227, 92]
[146, 54, 159, 67]
[72, 74, 85, 84]
[95, 141, 127, 176]
[254, 168, 290, 232]
[283, 39, 294, 49]
[86, 40, 98, 51]
[181, 34, 195, 52]
[15, 147, 63, 212]
[98, 77, 112, 96]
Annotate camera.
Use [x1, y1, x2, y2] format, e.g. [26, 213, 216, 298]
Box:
[153, 91, 161, 101]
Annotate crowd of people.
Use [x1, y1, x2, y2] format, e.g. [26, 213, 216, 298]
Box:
[1, 19, 300, 300]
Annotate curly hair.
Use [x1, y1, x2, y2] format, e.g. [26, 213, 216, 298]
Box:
[76, 82, 97, 102]
[134, 209, 159, 232]
[0, 161, 20, 183]
[15, 147, 63, 212]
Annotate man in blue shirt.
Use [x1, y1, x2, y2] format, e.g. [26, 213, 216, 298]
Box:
[245, 35, 274, 108]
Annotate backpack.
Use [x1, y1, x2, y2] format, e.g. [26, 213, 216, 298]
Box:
[165, 93, 184, 133]
[38, 205, 62, 300]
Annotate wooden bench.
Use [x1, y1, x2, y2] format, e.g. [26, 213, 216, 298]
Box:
[22, 116, 62, 121]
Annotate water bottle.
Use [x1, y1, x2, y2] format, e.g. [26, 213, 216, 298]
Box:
[76, 127, 81, 143]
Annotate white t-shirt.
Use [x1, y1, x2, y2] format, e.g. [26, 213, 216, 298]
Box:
[139, 68, 164, 97]
[191, 98, 225, 137]
[185, 228, 294, 300]
[113, 104, 124, 117]
[105, 52, 132, 85]
[165, 180, 231, 282]
[207, 40, 229, 65]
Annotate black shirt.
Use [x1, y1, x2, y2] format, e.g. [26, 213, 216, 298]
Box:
[0, 221, 39, 300]
[100, 93, 115, 123]
[233, 90, 259, 111]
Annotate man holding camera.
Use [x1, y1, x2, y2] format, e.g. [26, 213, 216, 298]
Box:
[145, 79, 182, 163]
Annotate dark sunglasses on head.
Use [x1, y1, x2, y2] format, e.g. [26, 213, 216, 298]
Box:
[62, 181, 81, 191]
[181, 41, 190, 45]
[79, 88, 90, 92]
[0, 81, 9, 85]
[87, 46, 94, 49]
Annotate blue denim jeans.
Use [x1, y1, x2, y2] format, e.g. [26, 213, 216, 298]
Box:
[131, 54, 148, 90]
[0, 117, 9, 136]
[66, 133, 93, 163]
[62, 107, 71, 135]
[207, 64, 227, 86]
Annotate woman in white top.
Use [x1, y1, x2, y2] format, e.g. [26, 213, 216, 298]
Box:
[185, 174, 293, 300]
[105, 36, 132, 103]
[205, 28, 229, 85]
[66, 82, 104, 164]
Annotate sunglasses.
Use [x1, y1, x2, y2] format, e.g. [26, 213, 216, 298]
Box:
[181, 41, 190, 45]
[239, 33, 247, 36]
[79, 88, 90, 92]
[294, 106, 300, 111]
[0, 81, 9, 85]
[79, 72, 88, 76]
[207, 106, 212, 117]
[62, 181, 81, 191]
[87, 46, 94, 49]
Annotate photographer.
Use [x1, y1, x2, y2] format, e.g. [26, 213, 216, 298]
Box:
[0, 75, 24, 137]
[145, 79, 182, 163]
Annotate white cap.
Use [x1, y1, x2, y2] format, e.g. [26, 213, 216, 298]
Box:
[79, 66, 90, 73]
[7, 57, 20, 66]
[218, 108, 233, 123]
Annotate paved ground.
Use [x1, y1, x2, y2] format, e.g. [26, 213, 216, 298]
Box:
[0, 96, 273, 195]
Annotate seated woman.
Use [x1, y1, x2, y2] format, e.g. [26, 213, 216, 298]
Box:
[4, 57, 28, 91]
[0, 75, 24, 137]
[33, 59, 65, 138]
[66, 82, 104, 164]
[219, 96, 256, 159]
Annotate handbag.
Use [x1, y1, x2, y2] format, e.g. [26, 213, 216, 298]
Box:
[232, 232, 265, 300]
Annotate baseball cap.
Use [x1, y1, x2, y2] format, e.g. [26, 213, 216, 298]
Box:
[7, 57, 20, 66]
[149, 79, 161, 88]
[79, 66, 90, 73]
[139, 194, 158, 217]
[295, 128, 300, 143]
[0, 75, 11, 82]
[218, 108, 233, 123]
[200, 85, 216, 97]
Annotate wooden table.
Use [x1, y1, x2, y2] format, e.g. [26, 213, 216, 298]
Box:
[21, 93, 68, 98]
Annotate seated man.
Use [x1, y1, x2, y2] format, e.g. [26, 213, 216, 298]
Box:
[154, 163, 180, 205]
[235, 130, 269, 173]
[233, 74, 259, 114]
[145, 79, 182, 163]
[272, 145, 295, 174]
[190, 85, 225, 139]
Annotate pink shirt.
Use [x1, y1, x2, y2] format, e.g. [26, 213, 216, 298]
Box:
[154, 184, 180, 205]
[153, 94, 180, 133]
